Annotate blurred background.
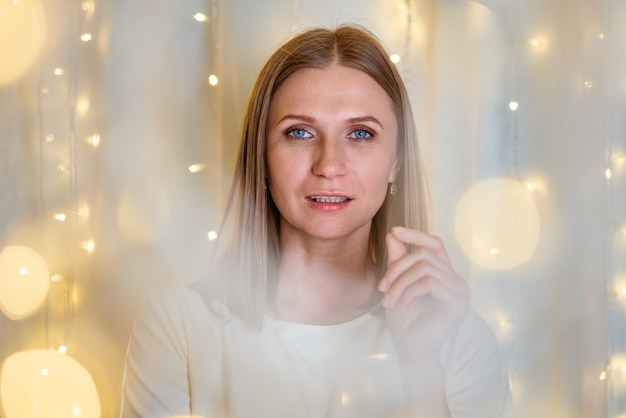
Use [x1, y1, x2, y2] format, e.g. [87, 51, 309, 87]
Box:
[1, 0, 625, 416]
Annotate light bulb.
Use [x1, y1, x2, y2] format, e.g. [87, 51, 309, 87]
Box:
[54, 213, 66, 222]
[58, 345, 67, 354]
[53, 68, 64, 76]
[208, 74, 218, 86]
[85, 133, 100, 147]
[207, 231, 218, 241]
[44, 134, 54, 142]
[80, 240, 95, 253]
[194, 12, 208, 22]
[605, 168, 612, 179]
[508, 101, 519, 111]
[188, 164, 205, 173]
[80, 33, 92, 42]
[584, 80, 593, 89]
[389, 54, 401, 64]
[50, 274, 62, 282]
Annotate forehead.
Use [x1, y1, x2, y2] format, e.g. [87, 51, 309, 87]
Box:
[268, 65, 396, 121]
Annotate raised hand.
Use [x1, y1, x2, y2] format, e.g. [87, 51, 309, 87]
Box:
[378, 226, 470, 361]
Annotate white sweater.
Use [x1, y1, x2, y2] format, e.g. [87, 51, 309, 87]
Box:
[120, 284, 515, 418]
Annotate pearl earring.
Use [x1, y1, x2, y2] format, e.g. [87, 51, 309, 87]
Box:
[389, 181, 397, 196]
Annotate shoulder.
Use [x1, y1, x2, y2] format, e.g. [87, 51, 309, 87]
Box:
[130, 282, 228, 348]
[441, 310, 515, 417]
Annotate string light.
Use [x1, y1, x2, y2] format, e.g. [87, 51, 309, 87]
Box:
[50, 274, 62, 282]
[53, 213, 67, 222]
[76, 98, 90, 115]
[188, 163, 205, 173]
[509, 100, 519, 111]
[53, 68, 65, 76]
[207, 231, 218, 241]
[85, 133, 100, 147]
[80, 240, 95, 253]
[389, 54, 401, 64]
[44, 134, 55, 142]
[584, 80, 594, 89]
[605, 168, 613, 179]
[58, 345, 68, 354]
[208, 74, 218, 86]
[80, 33, 92, 42]
[194, 12, 208, 22]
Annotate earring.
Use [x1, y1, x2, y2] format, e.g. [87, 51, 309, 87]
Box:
[389, 181, 397, 196]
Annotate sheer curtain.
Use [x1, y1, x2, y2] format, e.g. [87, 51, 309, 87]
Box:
[1, 0, 624, 417]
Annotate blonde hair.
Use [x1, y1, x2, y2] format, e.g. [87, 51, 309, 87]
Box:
[209, 24, 430, 328]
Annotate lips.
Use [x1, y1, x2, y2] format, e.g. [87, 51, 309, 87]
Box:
[307, 195, 351, 203]
[306, 194, 353, 212]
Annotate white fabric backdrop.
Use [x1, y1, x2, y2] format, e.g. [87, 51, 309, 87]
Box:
[1, 0, 625, 417]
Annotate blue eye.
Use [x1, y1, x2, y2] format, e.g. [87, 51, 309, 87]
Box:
[350, 129, 372, 140]
[287, 128, 311, 139]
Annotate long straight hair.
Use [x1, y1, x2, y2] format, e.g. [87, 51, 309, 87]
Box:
[206, 25, 430, 329]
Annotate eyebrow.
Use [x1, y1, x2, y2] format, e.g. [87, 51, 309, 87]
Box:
[277, 114, 385, 130]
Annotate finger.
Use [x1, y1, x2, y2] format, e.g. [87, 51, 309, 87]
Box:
[390, 227, 450, 263]
[386, 231, 406, 266]
[379, 232, 407, 292]
[383, 246, 450, 291]
[383, 262, 468, 309]
[382, 261, 439, 308]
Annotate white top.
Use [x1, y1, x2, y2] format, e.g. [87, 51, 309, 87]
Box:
[120, 284, 515, 418]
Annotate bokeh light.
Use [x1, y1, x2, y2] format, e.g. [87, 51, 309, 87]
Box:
[0, 246, 51, 320]
[454, 178, 541, 269]
[0, 349, 100, 418]
[0, 0, 46, 87]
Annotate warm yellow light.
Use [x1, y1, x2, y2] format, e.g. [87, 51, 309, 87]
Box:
[208, 74, 219, 86]
[80, 240, 95, 253]
[188, 163, 205, 173]
[599, 371, 606, 381]
[80, 33, 92, 42]
[50, 274, 62, 282]
[76, 98, 90, 115]
[598, 33, 606, 40]
[53, 67, 64, 76]
[0, 349, 101, 417]
[454, 178, 541, 269]
[57, 164, 67, 172]
[508, 101, 519, 111]
[207, 231, 218, 241]
[54, 213, 66, 222]
[605, 168, 612, 179]
[389, 54, 401, 64]
[529, 38, 542, 47]
[85, 133, 100, 147]
[0, 0, 46, 87]
[194, 12, 208, 22]
[58, 345, 68, 354]
[526, 183, 533, 190]
[77, 205, 89, 219]
[584, 80, 593, 89]
[44, 134, 54, 142]
[367, 353, 389, 361]
[0, 246, 50, 320]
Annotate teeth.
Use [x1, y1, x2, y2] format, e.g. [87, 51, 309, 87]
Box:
[309, 195, 349, 203]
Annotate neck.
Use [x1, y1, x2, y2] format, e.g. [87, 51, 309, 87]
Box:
[271, 232, 381, 325]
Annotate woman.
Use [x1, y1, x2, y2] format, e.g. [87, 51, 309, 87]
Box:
[120, 25, 514, 418]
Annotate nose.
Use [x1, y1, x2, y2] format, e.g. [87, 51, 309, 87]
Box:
[311, 138, 346, 179]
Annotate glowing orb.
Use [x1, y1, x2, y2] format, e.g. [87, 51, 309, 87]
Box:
[0, 0, 46, 87]
[0, 349, 101, 417]
[0, 246, 50, 320]
[454, 178, 540, 269]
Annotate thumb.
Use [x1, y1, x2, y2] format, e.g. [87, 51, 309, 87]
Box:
[386, 229, 407, 266]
